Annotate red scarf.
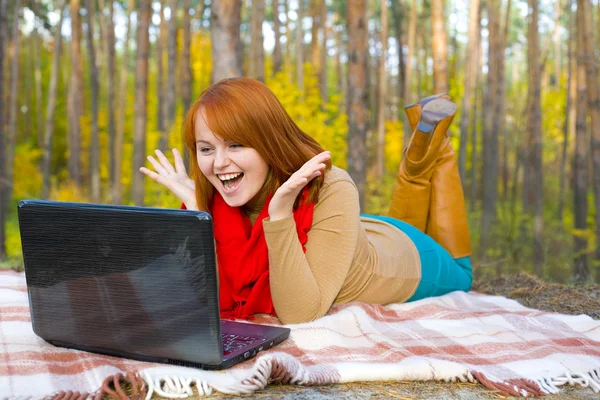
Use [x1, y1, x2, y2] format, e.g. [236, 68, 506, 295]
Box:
[183, 191, 314, 319]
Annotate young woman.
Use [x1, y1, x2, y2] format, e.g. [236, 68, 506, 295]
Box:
[140, 77, 472, 325]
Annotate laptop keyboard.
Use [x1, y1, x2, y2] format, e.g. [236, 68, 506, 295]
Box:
[221, 333, 261, 356]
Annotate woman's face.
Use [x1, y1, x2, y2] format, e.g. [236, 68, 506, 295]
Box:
[195, 109, 269, 208]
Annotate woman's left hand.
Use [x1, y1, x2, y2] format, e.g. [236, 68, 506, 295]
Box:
[268, 151, 331, 221]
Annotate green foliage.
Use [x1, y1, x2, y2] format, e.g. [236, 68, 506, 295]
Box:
[5, 217, 23, 262]
[365, 173, 396, 216]
[11, 144, 43, 201]
[266, 64, 349, 170]
[471, 196, 599, 284]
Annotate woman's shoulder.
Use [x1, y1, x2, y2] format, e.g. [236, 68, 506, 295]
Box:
[322, 166, 357, 189]
[315, 166, 359, 210]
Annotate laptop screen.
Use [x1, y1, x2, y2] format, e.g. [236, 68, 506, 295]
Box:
[18, 201, 223, 365]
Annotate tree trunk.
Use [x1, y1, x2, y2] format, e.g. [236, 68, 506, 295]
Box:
[296, 0, 305, 91]
[459, 0, 481, 184]
[210, 0, 243, 83]
[335, 13, 347, 110]
[181, 0, 192, 111]
[310, 0, 321, 75]
[415, 11, 424, 98]
[99, 0, 116, 199]
[0, 0, 7, 259]
[480, 0, 500, 261]
[249, 0, 265, 81]
[403, 0, 417, 145]
[470, 67, 481, 212]
[272, 0, 283, 75]
[95, 0, 106, 67]
[131, 0, 152, 206]
[5, 0, 20, 215]
[367, 29, 375, 135]
[347, 0, 368, 209]
[431, 0, 448, 93]
[449, 3, 459, 80]
[528, 0, 544, 275]
[113, 0, 134, 205]
[68, 0, 83, 186]
[24, 40, 32, 141]
[85, 0, 100, 203]
[376, 0, 388, 178]
[558, 5, 574, 223]
[499, 0, 511, 203]
[157, 1, 167, 148]
[284, 0, 292, 80]
[167, 0, 178, 128]
[334, 19, 345, 99]
[580, 0, 600, 273]
[390, 0, 404, 110]
[32, 1, 43, 147]
[573, 0, 589, 283]
[42, 0, 66, 200]
[554, 0, 562, 82]
[319, 0, 327, 102]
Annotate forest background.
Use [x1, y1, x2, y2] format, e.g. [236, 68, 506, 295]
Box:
[0, 0, 599, 285]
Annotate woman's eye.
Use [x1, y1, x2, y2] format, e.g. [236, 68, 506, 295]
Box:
[230, 143, 243, 149]
[199, 147, 213, 154]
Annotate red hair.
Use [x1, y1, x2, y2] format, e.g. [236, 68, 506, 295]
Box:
[183, 77, 331, 211]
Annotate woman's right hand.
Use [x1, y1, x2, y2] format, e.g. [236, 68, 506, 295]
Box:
[139, 148, 198, 210]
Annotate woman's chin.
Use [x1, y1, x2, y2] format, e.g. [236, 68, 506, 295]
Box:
[218, 189, 249, 208]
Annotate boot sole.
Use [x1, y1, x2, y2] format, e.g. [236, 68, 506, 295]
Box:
[404, 93, 450, 111]
[417, 99, 457, 133]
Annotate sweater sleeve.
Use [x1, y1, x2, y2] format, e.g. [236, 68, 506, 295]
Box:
[262, 179, 360, 324]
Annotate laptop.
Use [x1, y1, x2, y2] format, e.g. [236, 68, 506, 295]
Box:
[17, 200, 290, 370]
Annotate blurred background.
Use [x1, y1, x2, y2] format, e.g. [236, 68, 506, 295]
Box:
[0, 0, 598, 284]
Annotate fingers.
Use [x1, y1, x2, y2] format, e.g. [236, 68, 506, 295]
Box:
[304, 151, 331, 167]
[139, 166, 167, 185]
[143, 149, 181, 178]
[146, 156, 168, 177]
[172, 148, 187, 174]
[295, 151, 330, 180]
[281, 152, 329, 194]
[154, 150, 176, 175]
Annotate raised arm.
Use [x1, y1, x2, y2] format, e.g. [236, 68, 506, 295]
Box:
[263, 179, 360, 324]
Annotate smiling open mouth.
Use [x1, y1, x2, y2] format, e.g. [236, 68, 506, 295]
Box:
[219, 173, 244, 192]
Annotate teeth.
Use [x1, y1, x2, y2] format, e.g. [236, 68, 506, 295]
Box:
[218, 173, 242, 181]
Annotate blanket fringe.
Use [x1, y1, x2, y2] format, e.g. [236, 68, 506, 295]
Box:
[473, 366, 600, 397]
[139, 353, 322, 399]
[544, 369, 600, 393]
[141, 372, 213, 399]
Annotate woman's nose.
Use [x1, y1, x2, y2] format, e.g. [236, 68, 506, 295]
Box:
[213, 149, 230, 169]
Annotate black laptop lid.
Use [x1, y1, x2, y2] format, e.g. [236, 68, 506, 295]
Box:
[18, 200, 223, 365]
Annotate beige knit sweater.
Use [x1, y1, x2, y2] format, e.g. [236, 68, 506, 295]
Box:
[254, 166, 421, 324]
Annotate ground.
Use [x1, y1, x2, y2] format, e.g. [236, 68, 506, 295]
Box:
[140, 273, 600, 400]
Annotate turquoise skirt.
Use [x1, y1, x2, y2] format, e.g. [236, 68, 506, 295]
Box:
[361, 214, 472, 302]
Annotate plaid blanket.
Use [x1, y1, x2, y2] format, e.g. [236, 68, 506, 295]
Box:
[2, 269, 600, 399]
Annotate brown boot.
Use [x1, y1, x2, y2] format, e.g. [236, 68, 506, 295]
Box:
[426, 138, 472, 258]
[388, 99, 457, 232]
[404, 96, 472, 257]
